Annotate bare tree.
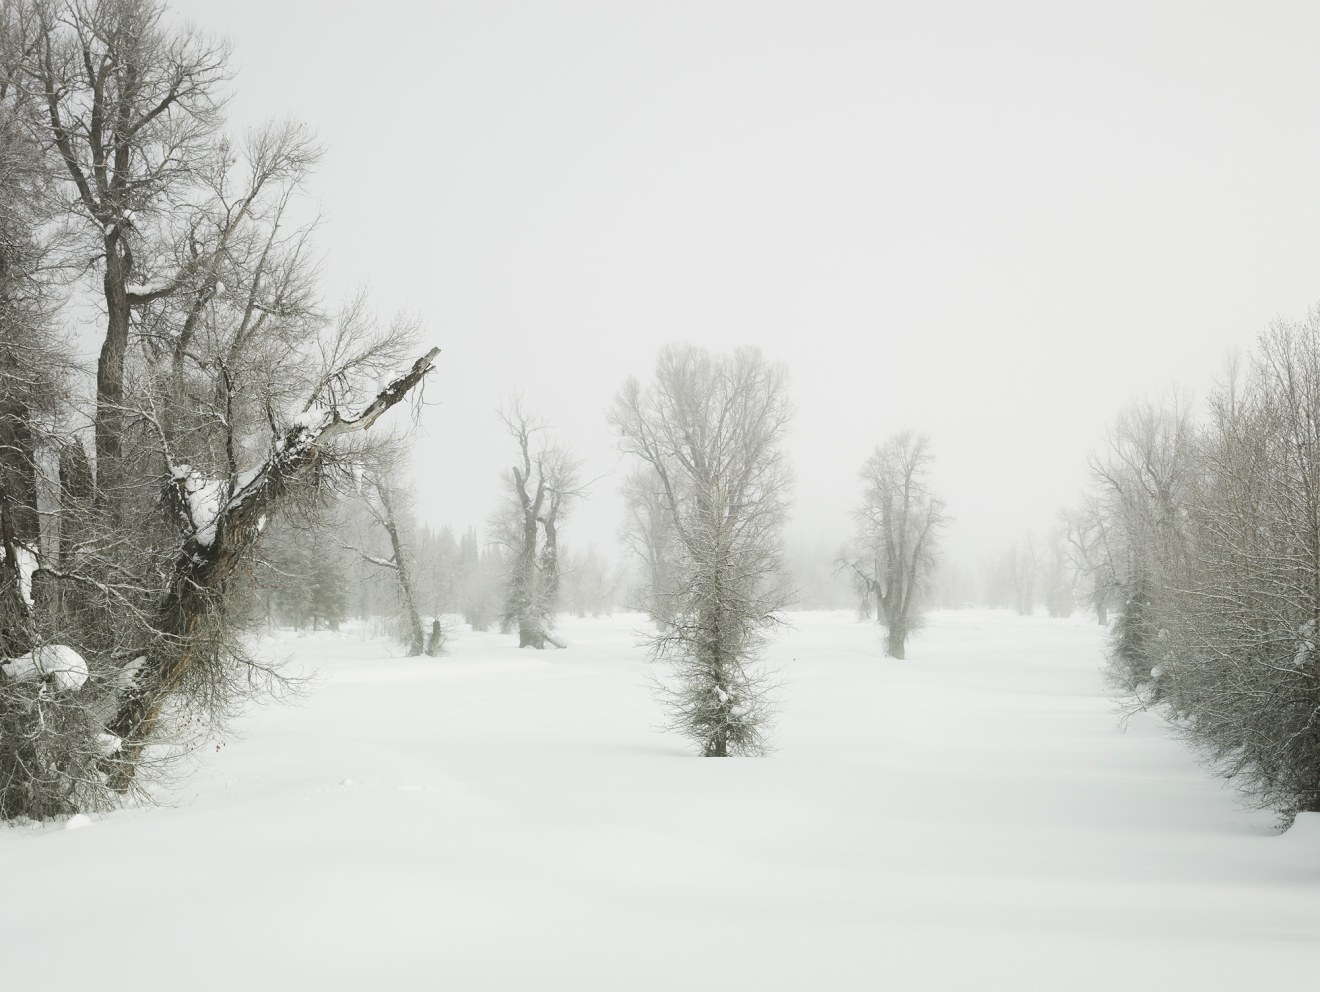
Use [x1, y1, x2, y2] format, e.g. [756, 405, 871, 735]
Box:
[4, 0, 237, 489]
[619, 466, 680, 624]
[842, 432, 947, 659]
[1040, 522, 1076, 618]
[611, 344, 793, 757]
[1000, 535, 1037, 616]
[351, 468, 427, 656]
[1088, 395, 1198, 688]
[493, 401, 584, 649]
[1061, 498, 1118, 624]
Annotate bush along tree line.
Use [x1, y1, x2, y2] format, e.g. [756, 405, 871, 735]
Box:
[1067, 313, 1320, 826]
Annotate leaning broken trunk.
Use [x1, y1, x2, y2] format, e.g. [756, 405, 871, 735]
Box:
[0, 349, 440, 817]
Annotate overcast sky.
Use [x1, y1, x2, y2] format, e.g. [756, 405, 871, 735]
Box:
[170, 0, 1320, 564]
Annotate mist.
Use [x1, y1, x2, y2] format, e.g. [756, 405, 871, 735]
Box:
[160, 0, 1320, 586]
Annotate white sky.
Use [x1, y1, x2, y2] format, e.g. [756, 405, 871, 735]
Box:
[171, 0, 1320, 564]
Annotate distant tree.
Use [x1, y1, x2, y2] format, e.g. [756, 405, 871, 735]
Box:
[456, 529, 503, 633]
[619, 467, 680, 623]
[493, 402, 584, 648]
[415, 524, 460, 620]
[1003, 535, 1038, 616]
[266, 520, 347, 631]
[842, 432, 947, 659]
[1089, 396, 1198, 689]
[1061, 499, 1119, 624]
[562, 546, 622, 618]
[347, 469, 426, 655]
[612, 344, 793, 757]
[1040, 523, 1075, 618]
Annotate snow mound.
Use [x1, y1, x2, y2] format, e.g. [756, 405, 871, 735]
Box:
[64, 814, 92, 831]
[171, 463, 227, 546]
[1, 644, 90, 691]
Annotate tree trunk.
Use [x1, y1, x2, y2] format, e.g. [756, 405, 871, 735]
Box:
[95, 245, 131, 496]
[886, 626, 906, 659]
[377, 485, 424, 656]
[518, 617, 544, 649]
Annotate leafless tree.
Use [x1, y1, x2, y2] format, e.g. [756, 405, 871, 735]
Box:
[842, 432, 947, 659]
[562, 546, 623, 619]
[1088, 395, 1198, 689]
[611, 344, 793, 757]
[493, 401, 584, 649]
[1040, 522, 1076, 618]
[341, 463, 428, 655]
[999, 534, 1038, 616]
[619, 466, 680, 624]
[1061, 498, 1119, 624]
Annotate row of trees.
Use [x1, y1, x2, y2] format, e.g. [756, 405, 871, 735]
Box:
[1070, 316, 1320, 824]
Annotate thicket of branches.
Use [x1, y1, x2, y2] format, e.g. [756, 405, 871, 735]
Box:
[1074, 315, 1320, 824]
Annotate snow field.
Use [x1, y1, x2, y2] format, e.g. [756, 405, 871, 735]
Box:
[2, 611, 1318, 990]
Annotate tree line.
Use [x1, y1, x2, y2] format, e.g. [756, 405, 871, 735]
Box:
[1066, 315, 1320, 825]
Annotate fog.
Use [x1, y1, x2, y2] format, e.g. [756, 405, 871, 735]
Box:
[172, 0, 1320, 568]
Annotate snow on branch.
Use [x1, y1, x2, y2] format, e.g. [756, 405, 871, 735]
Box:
[164, 348, 440, 551]
[0, 645, 90, 692]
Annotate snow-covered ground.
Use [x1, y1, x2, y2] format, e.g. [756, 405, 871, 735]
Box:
[3, 611, 1318, 990]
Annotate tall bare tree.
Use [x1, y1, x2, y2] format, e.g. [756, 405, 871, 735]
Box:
[611, 345, 793, 757]
[843, 432, 947, 659]
[1089, 395, 1198, 687]
[348, 468, 427, 656]
[494, 401, 583, 649]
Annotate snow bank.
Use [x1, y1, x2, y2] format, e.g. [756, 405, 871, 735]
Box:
[0, 644, 89, 691]
[3, 613, 1318, 992]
